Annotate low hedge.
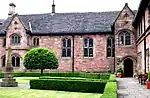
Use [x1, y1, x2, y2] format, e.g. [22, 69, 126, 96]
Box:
[39, 76, 103, 81]
[101, 82, 117, 98]
[0, 72, 110, 79]
[148, 72, 150, 81]
[109, 74, 116, 82]
[30, 79, 106, 93]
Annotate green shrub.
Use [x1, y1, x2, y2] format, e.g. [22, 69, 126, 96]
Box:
[148, 72, 150, 81]
[39, 76, 103, 81]
[101, 82, 117, 98]
[79, 73, 100, 79]
[109, 74, 116, 82]
[23, 48, 58, 75]
[0, 73, 4, 78]
[100, 74, 110, 80]
[30, 79, 106, 93]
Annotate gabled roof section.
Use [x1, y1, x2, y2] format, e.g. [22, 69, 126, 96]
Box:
[113, 3, 135, 26]
[0, 14, 28, 35]
[133, 0, 149, 27]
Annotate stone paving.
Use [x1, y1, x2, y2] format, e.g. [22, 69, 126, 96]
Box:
[0, 84, 30, 89]
[117, 78, 150, 98]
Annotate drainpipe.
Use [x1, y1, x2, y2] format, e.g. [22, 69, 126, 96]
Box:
[144, 37, 146, 73]
[72, 35, 75, 72]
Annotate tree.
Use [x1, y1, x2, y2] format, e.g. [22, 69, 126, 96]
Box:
[23, 48, 58, 75]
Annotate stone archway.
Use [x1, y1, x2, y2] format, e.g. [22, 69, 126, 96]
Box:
[123, 58, 133, 77]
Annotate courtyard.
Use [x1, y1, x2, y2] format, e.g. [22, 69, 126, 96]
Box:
[0, 72, 116, 98]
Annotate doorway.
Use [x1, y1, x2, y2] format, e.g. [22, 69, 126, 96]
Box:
[124, 58, 133, 77]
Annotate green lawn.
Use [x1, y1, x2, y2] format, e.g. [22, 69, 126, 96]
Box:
[0, 77, 102, 98]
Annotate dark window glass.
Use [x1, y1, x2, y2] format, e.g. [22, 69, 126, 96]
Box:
[89, 48, 93, 57]
[3, 38, 6, 47]
[84, 39, 88, 47]
[120, 36, 124, 45]
[33, 38, 39, 46]
[62, 39, 66, 47]
[62, 49, 66, 57]
[84, 48, 88, 57]
[12, 57, 15, 67]
[67, 49, 71, 57]
[107, 48, 111, 57]
[125, 35, 131, 45]
[16, 57, 20, 67]
[89, 38, 93, 47]
[2, 56, 5, 67]
[67, 39, 71, 47]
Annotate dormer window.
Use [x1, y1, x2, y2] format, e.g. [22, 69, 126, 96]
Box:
[10, 34, 21, 44]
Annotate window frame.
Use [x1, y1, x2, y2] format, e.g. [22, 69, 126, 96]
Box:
[83, 37, 93, 57]
[61, 38, 71, 58]
[10, 34, 21, 45]
[107, 37, 114, 57]
[118, 31, 131, 46]
[33, 37, 39, 46]
[11, 54, 20, 67]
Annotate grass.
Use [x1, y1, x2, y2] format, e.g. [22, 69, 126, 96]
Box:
[0, 89, 102, 98]
[0, 77, 103, 98]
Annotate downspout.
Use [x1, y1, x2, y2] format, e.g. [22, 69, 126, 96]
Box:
[144, 37, 146, 73]
[72, 35, 75, 72]
[112, 25, 115, 73]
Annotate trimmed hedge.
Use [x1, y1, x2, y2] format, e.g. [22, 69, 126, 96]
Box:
[39, 76, 103, 81]
[101, 82, 117, 98]
[148, 72, 150, 81]
[109, 74, 116, 82]
[0, 72, 110, 79]
[30, 79, 106, 93]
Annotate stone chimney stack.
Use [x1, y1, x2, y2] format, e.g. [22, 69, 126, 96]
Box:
[52, 0, 55, 13]
[8, 3, 16, 17]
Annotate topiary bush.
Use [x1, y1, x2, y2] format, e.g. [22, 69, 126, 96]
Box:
[23, 48, 58, 75]
[30, 79, 106, 93]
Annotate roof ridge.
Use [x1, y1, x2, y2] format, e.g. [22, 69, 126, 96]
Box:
[18, 11, 120, 16]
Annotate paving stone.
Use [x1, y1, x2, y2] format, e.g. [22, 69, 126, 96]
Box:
[117, 78, 150, 98]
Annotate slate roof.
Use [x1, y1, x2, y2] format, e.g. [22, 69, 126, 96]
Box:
[0, 11, 122, 35]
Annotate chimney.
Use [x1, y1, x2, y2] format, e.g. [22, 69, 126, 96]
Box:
[52, 0, 55, 13]
[8, 3, 16, 17]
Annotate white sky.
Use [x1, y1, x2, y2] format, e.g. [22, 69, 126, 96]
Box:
[0, 0, 140, 19]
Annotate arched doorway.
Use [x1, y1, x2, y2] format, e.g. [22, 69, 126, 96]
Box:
[124, 58, 133, 77]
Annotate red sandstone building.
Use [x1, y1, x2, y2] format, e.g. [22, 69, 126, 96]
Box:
[0, 1, 149, 77]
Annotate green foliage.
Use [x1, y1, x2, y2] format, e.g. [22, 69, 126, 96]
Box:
[0, 72, 112, 80]
[117, 66, 123, 74]
[39, 76, 103, 81]
[109, 74, 116, 82]
[23, 48, 58, 75]
[148, 72, 150, 81]
[30, 79, 106, 93]
[101, 82, 117, 98]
